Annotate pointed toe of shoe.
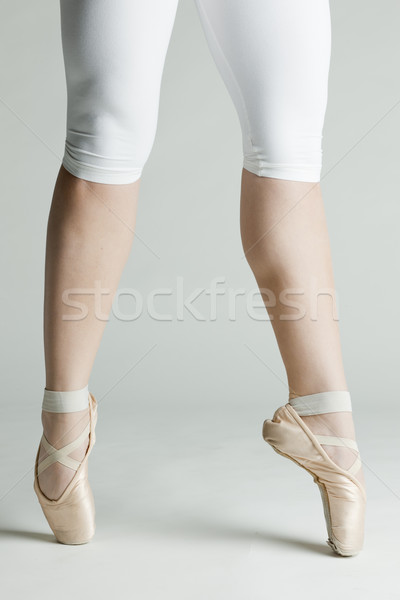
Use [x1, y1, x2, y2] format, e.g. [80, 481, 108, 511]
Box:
[327, 534, 362, 557]
[262, 403, 366, 557]
[34, 470, 96, 545]
[321, 482, 365, 557]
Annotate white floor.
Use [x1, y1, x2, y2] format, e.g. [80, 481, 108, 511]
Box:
[1, 396, 399, 600]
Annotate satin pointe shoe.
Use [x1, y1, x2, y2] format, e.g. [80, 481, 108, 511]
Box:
[33, 392, 98, 545]
[262, 403, 366, 556]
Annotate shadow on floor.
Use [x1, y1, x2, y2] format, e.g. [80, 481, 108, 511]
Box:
[0, 497, 336, 557]
[0, 523, 332, 555]
[100, 507, 334, 556]
[0, 528, 56, 543]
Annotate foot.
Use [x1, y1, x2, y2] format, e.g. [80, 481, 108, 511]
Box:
[300, 411, 365, 488]
[38, 408, 90, 500]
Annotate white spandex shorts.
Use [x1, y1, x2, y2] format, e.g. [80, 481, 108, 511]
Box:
[60, 0, 331, 184]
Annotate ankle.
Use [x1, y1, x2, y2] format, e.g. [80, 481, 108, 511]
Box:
[300, 411, 356, 439]
[40, 385, 90, 445]
[288, 386, 349, 403]
[286, 391, 365, 487]
[42, 408, 89, 445]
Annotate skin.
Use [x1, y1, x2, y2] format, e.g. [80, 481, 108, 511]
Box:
[240, 170, 364, 486]
[39, 166, 139, 499]
[38, 166, 364, 500]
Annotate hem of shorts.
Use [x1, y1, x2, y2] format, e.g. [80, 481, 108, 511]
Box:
[243, 160, 321, 183]
[62, 156, 142, 185]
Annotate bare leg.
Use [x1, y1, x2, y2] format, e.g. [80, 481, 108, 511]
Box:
[240, 169, 364, 485]
[39, 166, 139, 499]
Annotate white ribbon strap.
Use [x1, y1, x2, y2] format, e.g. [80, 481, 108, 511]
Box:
[37, 421, 90, 475]
[289, 391, 352, 416]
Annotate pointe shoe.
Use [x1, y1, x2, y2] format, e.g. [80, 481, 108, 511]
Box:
[33, 393, 98, 544]
[262, 403, 366, 556]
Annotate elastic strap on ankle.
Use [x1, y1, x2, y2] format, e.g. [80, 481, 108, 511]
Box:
[289, 391, 352, 416]
[42, 385, 90, 413]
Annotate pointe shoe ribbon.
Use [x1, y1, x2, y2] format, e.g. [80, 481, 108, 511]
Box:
[262, 403, 366, 556]
[33, 393, 98, 545]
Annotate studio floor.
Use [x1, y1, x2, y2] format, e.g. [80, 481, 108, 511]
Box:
[1, 397, 398, 600]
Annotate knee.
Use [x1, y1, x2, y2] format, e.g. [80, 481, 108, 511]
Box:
[243, 122, 324, 183]
[62, 79, 158, 185]
[242, 97, 326, 183]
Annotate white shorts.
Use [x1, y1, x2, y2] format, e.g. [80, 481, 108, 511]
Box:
[60, 0, 331, 184]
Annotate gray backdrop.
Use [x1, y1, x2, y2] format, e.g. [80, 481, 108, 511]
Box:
[1, 1, 399, 599]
